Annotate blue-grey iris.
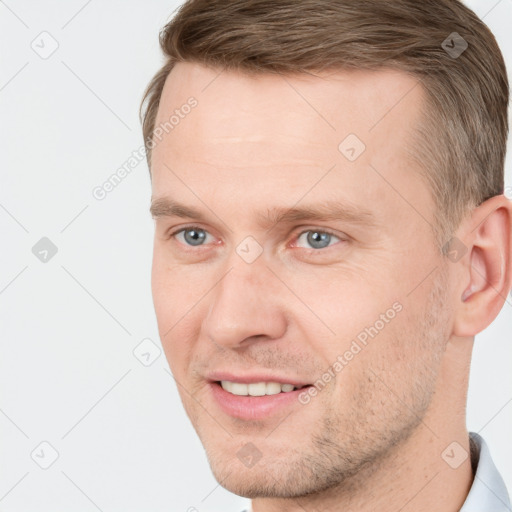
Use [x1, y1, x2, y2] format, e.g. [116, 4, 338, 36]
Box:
[307, 231, 331, 249]
[184, 228, 206, 246]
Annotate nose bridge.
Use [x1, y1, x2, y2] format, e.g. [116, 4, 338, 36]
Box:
[203, 252, 286, 347]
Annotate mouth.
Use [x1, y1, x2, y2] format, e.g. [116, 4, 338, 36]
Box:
[208, 379, 314, 420]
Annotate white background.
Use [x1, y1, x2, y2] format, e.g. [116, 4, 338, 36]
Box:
[0, 1, 510, 511]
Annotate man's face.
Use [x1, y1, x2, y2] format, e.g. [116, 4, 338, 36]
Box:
[150, 62, 453, 497]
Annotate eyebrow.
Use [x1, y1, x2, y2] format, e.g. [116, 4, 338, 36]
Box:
[150, 197, 377, 229]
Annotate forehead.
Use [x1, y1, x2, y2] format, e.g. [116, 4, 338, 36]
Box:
[150, 62, 431, 232]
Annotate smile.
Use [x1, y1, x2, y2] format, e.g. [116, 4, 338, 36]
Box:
[209, 380, 313, 420]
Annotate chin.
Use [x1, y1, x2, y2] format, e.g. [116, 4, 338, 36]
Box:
[204, 446, 323, 499]
[209, 466, 285, 499]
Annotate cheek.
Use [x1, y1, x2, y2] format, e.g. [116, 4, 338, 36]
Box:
[321, 301, 412, 399]
[290, 270, 400, 353]
[151, 254, 203, 375]
[151, 249, 190, 318]
[151, 259, 185, 353]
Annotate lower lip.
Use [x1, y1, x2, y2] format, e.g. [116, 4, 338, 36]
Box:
[209, 382, 312, 420]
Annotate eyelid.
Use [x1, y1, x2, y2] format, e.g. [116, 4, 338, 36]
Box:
[167, 224, 206, 238]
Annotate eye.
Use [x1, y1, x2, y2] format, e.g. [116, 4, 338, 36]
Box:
[167, 225, 345, 252]
[169, 225, 214, 247]
[294, 229, 343, 250]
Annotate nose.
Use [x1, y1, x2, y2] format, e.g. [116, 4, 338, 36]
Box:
[202, 258, 288, 349]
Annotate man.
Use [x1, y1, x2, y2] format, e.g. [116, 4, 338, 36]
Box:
[141, 1, 512, 510]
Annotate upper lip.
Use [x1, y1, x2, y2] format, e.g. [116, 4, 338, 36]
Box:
[206, 371, 311, 387]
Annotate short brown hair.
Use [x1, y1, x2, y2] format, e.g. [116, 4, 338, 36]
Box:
[140, 0, 509, 250]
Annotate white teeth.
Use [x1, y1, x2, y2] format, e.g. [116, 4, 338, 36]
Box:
[230, 382, 248, 396]
[221, 380, 233, 393]
[220, 381, 299, 396]
[248, 382, 266, 396]
[265, 382, 282, 395]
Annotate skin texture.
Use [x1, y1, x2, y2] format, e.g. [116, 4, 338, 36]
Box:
[149, 62, 512, 512]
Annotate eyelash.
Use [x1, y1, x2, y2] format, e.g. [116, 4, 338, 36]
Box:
[166, 225, 345, 253]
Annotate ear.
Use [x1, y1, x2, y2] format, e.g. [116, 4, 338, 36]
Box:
[452, 194, 512, 337]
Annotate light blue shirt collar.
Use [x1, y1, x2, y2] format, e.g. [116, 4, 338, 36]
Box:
[460, 431, 511, 511]
[240, 432, 511, 512]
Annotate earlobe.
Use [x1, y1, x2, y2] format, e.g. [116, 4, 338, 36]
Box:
[452, 195, 512, 337]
